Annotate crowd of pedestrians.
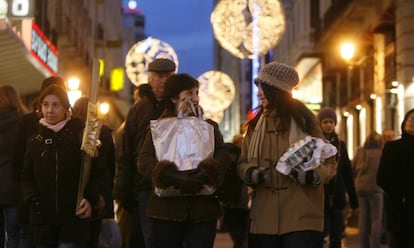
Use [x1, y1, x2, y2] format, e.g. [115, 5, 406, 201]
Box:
[1, 58, 412, 248]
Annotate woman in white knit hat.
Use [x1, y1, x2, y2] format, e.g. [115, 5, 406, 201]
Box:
[237, 62, 337, 247]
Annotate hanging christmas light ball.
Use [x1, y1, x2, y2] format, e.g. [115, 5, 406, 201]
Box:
[125, 37, 179, 86]
[197, 70, 235, 113]
[211, 0, 285, 59]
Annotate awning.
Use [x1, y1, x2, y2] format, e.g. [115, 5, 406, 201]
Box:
[0, 20, 51, 95]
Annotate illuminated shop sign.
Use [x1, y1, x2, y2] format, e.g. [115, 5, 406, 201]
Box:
[7, 0, 35, 19]
[31, 22, 58, 74]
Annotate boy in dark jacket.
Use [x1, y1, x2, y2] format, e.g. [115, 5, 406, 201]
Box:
[315, 107, 359, 248]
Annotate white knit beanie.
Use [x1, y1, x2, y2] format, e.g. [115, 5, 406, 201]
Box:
[255, 62, 299, 92]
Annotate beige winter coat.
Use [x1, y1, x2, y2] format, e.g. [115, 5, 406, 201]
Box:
[238, 113, 337, 235]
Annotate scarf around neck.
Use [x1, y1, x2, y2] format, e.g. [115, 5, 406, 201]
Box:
[39, 116, 71, 133]
[247, 113, 305, 164]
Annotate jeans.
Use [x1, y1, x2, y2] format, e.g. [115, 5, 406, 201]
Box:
[0, 205, 20, 248]
[152, 218, 216, 248]
[253, 231, 321, 248]
[137, 190, 155, 248]
[357, 191, 383, 248]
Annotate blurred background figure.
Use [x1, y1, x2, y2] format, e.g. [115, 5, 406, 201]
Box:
[377, 109, 414, 248]
[219, 134, 249, 248]
[113, 83, 152, 248]
[352, 131, 383, 248]
[72, 97, 120, 248]
[315, 107, 359, 248]
[0, 84, 28, 248]
[113, 58, 176, 248]
[380, 128, 396, 246]
[132, 84, 152, 104]
[382, 129, 396, 144]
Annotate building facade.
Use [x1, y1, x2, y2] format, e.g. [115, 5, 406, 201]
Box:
[1, 0, 144, 130]
[271, 0, 414, 157]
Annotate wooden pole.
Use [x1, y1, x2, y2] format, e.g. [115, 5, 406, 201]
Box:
[76, 59, 102, 213]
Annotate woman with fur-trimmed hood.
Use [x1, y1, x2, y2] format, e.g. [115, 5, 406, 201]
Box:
[138, 73, 230, 248]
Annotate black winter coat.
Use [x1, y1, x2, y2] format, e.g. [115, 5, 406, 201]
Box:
[98, 125, 116, 219]
[113, 94, 165, 210]
[0, 109, 21, 205]
[324, 134, 359, 210]
[13, 111, 39, 178]
[21, 118, 100, 245]
[377, 134, 414, 232]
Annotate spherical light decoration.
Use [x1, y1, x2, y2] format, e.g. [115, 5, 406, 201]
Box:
[211, 0, 285, 59]
[197, 71, 235, 113]
[125, 37, 179, 86]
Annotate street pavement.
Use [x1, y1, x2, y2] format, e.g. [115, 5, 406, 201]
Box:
[214, 226, 389, 248]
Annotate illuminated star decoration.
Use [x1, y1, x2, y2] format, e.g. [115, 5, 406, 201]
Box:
[211, 0, 286, 59]
[125, 37, 179, 86]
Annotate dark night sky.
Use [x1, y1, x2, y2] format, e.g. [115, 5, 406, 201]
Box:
[123, 0, 215, 78]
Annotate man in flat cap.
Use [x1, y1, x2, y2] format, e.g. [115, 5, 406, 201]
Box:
[114, 58, 176, 248]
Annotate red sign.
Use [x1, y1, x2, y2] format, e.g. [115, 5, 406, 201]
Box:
[30, 22, 58, 75]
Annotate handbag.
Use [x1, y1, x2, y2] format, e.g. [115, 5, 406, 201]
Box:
[150, 104, 216, 197]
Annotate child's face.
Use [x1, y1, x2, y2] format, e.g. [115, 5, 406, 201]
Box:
[41, 94, 66, 124]
[320, 118, 336, 135]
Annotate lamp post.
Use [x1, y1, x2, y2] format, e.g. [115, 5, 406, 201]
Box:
[340, 42, 355, 102]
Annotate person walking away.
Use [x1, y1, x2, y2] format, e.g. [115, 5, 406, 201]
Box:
[219, 135, 249, 248]
[314, 107, 359, 248]
[113, 58, 176, 248]
[377, 109, 414, 248]
[113, 83, 151, 248]
[20, 85, 101, 247]
[0, 84, 28, 248]
[237, 62, 337, 248]
[352, 131, 384, 248]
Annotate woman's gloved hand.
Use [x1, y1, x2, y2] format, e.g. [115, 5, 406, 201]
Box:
[245, 167, 270, 186]
[152, 161, 205, 194]
[165, 170, 205, 194]
[289, 168, 321, 185]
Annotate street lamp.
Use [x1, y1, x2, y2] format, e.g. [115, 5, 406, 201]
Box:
[340, 42, 355, 102]
[67, 77, 82, 106]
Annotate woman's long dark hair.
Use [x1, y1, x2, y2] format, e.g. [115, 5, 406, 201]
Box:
[247, 83, 317, 135]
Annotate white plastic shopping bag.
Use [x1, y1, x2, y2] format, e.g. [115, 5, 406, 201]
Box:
[276, 135, 337, 175]
[150, 113, 216, 196]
